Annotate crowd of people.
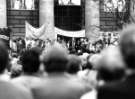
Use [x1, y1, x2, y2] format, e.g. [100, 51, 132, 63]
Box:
[9, 31, 120, 58]
[0, 24, 134, 99]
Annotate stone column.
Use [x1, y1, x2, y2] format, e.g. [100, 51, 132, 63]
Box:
[0, 0, 7, 28]
[85, 0, 100, 42]
[39, 0, 55, 40]
[130, 0, 135, 23]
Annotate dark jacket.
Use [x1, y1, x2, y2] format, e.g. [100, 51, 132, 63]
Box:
[98, 74, 135, 99]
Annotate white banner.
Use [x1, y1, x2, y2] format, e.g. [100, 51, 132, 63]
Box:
[25, 21, 48, 40]
[25, 21, 56, 40]
[55, 27, 85, 38]
[0, 35, 9, 40]
[26, 21, 85, 40]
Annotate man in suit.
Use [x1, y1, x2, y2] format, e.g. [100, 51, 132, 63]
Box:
[31, 43, 91, 99]
[12, 47, 43, 88]
[0, 40, 33, 99]
[98, 24, 135, 99]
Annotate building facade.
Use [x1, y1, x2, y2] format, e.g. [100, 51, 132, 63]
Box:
[0, 0, 130, 40]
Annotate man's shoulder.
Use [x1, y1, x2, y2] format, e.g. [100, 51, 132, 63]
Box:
[12, 75, 43, 87]
[32, 74, 91, 91]
[0, 80, 33, 99]
[98, 80, 133, 98]
[98, 81, 124, 91]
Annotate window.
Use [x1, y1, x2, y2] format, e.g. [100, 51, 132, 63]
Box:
[104, 0, 126, 12]
[10, 0, 36, 10]
[58, 0, 81, 6]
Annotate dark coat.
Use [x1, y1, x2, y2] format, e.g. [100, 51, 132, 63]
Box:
[98, 74, 135, 99]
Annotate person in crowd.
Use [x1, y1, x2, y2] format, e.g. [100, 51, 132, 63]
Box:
[78, 53, 100, 89]
[80, 53, 101, 99]
[17, 38, 26, 55]
[67, 54, 82, 75]
[97, 46, 125, 86]
[10, 52, 22, 78]
[0, 41, 11, 81]
[10, 39, 17, 53]
[11, 47, 42, 88]
[31, 43, 91, 99]
[0, 40, 33, 99]
[98, 24, 135, 99]
[82, 46, 125, 99]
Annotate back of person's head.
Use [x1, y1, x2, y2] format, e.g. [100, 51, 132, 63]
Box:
[67, 55, 82, 74]
[120, 24, 135, 69]
[88, 54, 102, 69]
[83, 54, 94, 70]
[79, 53, 89, 68]
[0, 41, 8, 74]
[97, 46, 125, 82]
[43, 43, 68, 73]
[20, 47, 41, 74]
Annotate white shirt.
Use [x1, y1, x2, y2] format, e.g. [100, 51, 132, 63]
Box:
[81, 89, 97, 99]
